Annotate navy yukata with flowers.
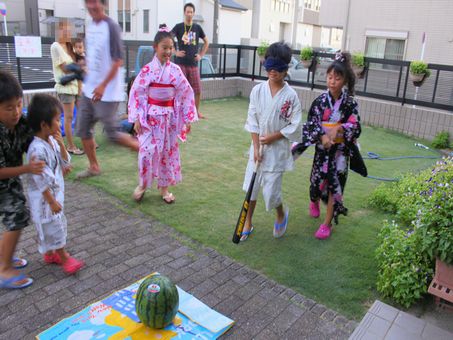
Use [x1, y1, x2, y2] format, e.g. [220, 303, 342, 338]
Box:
[302, 90, 361, 223]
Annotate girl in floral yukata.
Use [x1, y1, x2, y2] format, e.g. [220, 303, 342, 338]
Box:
[240, 42, 302, 242]
[302, 51, 361, 240]
[128, 24, 197, 203]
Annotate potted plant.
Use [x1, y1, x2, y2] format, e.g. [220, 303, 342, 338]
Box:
[257, 41, 269, 61]
[409, 60, 431, 86]
[352, 52, 366, 79]
[300, 47, 315, 69]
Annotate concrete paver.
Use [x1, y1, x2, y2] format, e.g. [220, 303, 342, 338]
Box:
[349, 300, 453, 340]
[1, 181, 357, 339]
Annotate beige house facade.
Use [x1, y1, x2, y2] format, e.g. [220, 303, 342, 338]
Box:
[320, 0, 453, 65]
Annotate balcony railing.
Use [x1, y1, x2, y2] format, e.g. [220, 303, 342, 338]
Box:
[1, 36, 452, 112]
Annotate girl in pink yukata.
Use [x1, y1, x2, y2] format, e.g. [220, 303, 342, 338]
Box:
[128, 24, 197, 203]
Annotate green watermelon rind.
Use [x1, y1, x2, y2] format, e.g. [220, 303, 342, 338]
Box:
[136, 274, 179, 329]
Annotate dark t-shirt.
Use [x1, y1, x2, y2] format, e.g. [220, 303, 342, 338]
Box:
[172, 22, 206, 67]
[0, 117, 33, 194]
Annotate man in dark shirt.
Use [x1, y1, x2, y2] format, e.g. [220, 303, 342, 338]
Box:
[172, 2, 209, 118]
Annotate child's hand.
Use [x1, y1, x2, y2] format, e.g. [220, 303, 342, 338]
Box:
[62, 165, 73, 176]
[321, 134, 333, 149]
[254, 148, 263, 163]
[27, 156, 45, 175]
[326, 125, 342, 142]
[50, 200, 62, 214]
[133, 120, 142, 135]
[52, 129, 65, 145]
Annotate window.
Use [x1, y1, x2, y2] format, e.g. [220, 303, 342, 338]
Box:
[117, 0, 131, 33]
[143, 10, 149, 33]
[365, 37, 405, 60]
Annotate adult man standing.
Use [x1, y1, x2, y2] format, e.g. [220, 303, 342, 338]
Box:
[76, 0, 138, 179]
[172, 2, 209, 118]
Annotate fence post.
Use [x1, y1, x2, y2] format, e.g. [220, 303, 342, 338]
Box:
[125, 44, 130, 80]
[431, 69, 440, 103]
[396, 65, 403, 98]
[363, 61, 370, 92]
[252, 48, 256, 81]
[16, 58, 22, 85]
[223, 45, 226, 79]
[236, 46, 241, 75]
[402, 65, 409, 106]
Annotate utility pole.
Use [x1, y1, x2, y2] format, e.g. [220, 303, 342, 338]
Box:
[342, 0, 351, 50]
[212, 0, 219, 70]
[213, 0, 219, 44]
[291, 0, 299, 48]
[251, 0, 261, 39]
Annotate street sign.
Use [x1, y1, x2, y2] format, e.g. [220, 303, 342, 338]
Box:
[14, 36, 42, 58]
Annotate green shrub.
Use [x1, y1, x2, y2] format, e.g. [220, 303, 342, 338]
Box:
[257, 41, 269, 57]
[300, 47, 313, 61]
[376, 221, 433, 308]
[431, 131, 450, 149]
[410, 61, 431, 77]
[374, 157, 453, 307]
[352, 52, 365, 67]
[417, 159, 453, 264]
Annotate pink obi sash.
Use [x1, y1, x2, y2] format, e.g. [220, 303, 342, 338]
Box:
[148, 83, 175, 107]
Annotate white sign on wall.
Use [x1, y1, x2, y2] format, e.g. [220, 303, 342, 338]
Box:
[14, 36, 42, 58]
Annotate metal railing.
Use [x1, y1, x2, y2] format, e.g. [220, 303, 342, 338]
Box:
[1, 36, 452, 112]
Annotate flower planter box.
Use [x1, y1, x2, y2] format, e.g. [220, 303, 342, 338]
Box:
[428, 258, 453, 311]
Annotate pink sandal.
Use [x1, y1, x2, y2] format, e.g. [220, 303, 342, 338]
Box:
[62, 257, 84, 275]
[314, 224, 332, 240]
[309, 201, 320, 218]
[43, 252, 63, 265]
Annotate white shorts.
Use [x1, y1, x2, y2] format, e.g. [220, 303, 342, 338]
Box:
[34, 214, 68, 254]
[243, 167, 283, 211]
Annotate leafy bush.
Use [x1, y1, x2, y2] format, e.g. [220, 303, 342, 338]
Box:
[410, 61, 431, 77]
[352, 52, 365, 67]
[376, 221, 433, 308]
[431, 131, 450, 149]
[257, 41, 269, 57]
[373, 157, 453, 307]
[300, 47, 313, 61]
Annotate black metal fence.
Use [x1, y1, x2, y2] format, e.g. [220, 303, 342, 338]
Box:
[1, 36, 452, 112]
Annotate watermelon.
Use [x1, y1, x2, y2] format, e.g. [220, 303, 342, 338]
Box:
[135, 274, 179, 329]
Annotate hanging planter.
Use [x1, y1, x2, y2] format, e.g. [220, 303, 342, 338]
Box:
[300, 47, 316, 71]
[257, 41, 269, 62]
[352, 52, 366, 79]
[409, 61, 431, 86]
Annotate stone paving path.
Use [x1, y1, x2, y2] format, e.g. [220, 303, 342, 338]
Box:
[0, 182, 357, 339]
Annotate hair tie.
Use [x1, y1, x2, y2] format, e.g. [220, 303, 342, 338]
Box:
[335, 51, 345, 63]
[159, 26, 171, 33]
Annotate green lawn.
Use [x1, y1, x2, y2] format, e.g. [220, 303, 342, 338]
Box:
[67, 97, 439, 319]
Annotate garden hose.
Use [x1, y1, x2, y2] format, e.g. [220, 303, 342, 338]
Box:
[296, 143, 442, 182]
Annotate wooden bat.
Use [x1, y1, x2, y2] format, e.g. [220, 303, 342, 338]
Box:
[232, 147, 262, 244]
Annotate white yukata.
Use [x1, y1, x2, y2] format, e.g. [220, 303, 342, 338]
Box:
[25, 136, 70, 254]
[243, 81, 302, 210]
